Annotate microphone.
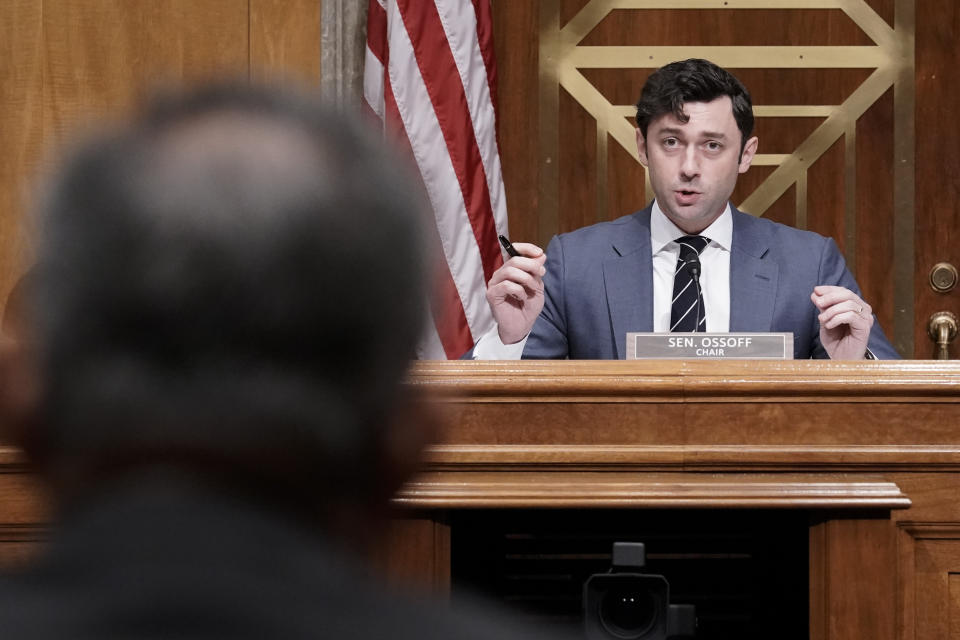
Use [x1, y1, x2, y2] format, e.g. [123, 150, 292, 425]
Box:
[688, 254, 701, 284]
[688, 254, 703, 329]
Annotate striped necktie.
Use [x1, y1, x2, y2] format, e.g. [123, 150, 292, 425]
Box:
[670, 235, 710, 332]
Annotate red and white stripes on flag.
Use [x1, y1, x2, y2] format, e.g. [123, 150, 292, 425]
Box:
[364, 0, 508, 359]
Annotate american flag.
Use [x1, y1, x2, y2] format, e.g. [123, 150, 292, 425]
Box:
[364, 0, 508, 359]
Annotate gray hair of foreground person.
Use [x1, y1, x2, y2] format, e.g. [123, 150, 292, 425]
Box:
[22, 84, 430, 506]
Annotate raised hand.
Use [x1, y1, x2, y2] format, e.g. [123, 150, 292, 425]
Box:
[485, 242, 546, 344]
[811, 285, 874, 360]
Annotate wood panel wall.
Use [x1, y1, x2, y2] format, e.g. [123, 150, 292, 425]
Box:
[492, 0, 912, 353]
[0, 0, 322, 319]
[494, 1, 894, 234]
[914, 0, 960, 357]
[0, 1, 43, 326]
[2, 1, 951, 357]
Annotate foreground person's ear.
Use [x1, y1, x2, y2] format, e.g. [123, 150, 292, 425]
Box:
[0, 334, 39, 450]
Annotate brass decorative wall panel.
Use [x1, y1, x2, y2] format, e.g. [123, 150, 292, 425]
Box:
[539, 0, 914, 354]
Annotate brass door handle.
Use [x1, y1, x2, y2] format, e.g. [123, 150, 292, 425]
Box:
[928, 311, 958, 360]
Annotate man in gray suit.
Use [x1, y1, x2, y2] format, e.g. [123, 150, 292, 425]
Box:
[477, 58, 897, 360]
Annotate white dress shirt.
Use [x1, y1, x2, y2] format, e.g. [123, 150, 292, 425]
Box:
[474, 201, 734, 359]
[650, 201, 731, 332]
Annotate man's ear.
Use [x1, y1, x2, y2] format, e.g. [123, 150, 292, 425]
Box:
[375, 386, 444, 501]
[635, 127, 650, 167]
[319, 386, 446, 557]
[0, 335, 40, 449]
[738, 135, 759, 173]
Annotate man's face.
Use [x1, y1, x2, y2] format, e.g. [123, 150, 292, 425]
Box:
[636, 96, 758, 234]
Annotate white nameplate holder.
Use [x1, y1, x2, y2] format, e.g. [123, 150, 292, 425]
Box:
[626, 332, 794, 360]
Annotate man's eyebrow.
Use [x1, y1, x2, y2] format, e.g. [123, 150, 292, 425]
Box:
[651, 127, 728, 139]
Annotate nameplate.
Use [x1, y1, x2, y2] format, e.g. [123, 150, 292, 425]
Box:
[626, 332, 794, 360]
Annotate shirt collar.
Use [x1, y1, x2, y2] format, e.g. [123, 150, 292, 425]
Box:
[650, 200, 733, 254]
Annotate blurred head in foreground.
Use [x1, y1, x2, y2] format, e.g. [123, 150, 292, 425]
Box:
[0, 83, 569, 640]
[3, 83, 431, 519]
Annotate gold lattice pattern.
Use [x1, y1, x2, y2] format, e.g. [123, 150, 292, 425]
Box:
[539, 0, 914, 225]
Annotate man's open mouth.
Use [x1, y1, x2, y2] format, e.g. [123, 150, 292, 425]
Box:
[675, 190, 701, 205]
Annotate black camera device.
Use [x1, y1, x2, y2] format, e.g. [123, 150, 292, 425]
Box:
[583, 542, 696, 640]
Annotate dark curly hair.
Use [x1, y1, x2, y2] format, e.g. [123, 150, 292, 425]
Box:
[635, 59, 754, 153]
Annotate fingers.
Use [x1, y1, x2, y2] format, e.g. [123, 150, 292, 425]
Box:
[491, 280, 534, 307]
[505, 242, 544, 259]
[487, 266, 544, 305]
[488, 252, 546, 292]
[486, 245, 547, 344]
[819, 307, 873, 331]
[811, 286, 868, 315]
[810, 286, 873, 330]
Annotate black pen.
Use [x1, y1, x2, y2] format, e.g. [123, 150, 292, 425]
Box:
[498, 234, 520, 258]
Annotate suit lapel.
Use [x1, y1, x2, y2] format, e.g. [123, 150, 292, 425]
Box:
[605, 209, 654, 358]
[729, 208, 778, 331]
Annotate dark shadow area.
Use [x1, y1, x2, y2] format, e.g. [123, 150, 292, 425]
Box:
[451, 509, 808, 640]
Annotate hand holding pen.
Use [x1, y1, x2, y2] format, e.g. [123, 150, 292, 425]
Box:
[486, 235, 547, 344]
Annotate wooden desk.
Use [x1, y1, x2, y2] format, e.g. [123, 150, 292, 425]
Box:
[3, 360, 960, 639]
[382, 360, 960, 640]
